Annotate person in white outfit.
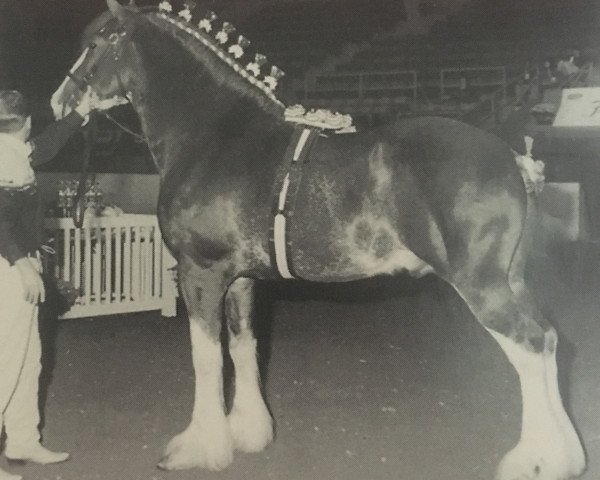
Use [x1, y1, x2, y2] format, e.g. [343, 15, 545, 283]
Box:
[0, 88, 122, 480]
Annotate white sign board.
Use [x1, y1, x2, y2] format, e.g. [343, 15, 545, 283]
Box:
[553, 88, 600, 127]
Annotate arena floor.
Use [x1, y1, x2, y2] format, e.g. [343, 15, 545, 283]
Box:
[4, 244, 600, 480]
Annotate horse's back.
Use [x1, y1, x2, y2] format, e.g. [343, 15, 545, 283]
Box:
[286, 116, 527, 281]
[306, 116, 522, 195]
[383, 116, 519, 179]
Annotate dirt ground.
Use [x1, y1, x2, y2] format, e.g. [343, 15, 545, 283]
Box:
[3, 244, 600, 480]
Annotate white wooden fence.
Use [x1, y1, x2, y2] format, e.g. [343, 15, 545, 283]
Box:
[43, 214, 178, 319]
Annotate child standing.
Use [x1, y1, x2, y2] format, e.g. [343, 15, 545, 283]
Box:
[0, 88, 122, 480]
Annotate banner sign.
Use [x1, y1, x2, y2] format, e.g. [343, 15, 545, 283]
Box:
[553, 88, 600, 127]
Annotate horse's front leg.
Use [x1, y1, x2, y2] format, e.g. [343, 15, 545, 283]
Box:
[225, 278, 274, 452]
[158, 263, 234, 472]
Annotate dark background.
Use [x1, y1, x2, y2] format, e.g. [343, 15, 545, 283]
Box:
[0, 0, 597, 172]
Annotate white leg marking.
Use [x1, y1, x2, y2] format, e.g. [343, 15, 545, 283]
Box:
[543, 330, 586, 476]
[228, 330, 274, 452]
[158, 320, 234, 471]
[488, 330, 585, 480]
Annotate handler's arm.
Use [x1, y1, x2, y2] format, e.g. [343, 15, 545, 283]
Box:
[28, 91, 126, 167]
[28, 111, 85, 167]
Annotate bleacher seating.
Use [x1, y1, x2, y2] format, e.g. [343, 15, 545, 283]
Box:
[240, 0, 406, 79]
[301, 0, 597, 124]
[230, 0, 598, 127]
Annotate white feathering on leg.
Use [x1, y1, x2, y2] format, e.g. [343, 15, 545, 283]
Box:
[159, 319, 234, 471]
[488, 330, 585, 480]
[228, 331, 273, 452]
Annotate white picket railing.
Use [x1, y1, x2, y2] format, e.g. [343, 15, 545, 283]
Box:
[44, 214, 178, 319]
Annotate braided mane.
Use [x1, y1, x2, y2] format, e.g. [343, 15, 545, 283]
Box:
[137, 6, 286, 117]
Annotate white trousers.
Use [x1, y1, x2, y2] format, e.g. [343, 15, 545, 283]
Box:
[0, 256, 41, 450]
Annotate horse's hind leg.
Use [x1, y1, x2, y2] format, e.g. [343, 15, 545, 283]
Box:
[507, 205, 585, 478]
[158, 263, 234, 471]
[225, 278, 274, 452]
[455, 279, 585, 480]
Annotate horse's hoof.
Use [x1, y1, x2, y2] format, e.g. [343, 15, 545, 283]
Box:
[496, 439, 586, 480]
[0, 467, 22, 480]
[228, 404, 274, 453]
[157, 421, 234, 471]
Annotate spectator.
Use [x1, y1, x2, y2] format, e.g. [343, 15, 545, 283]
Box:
[556, 53, 580, 78]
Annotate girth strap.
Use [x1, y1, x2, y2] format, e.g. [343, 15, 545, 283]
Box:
[269, 127, 321, 279]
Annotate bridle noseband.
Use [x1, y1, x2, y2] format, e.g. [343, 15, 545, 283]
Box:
[66, 26, 145, 142]
[68, 28, 125, 90]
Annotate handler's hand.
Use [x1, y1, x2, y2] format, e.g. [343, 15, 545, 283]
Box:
[74, 87, 127, 118]
[15, 258, 45, 305]
[74, 87, 95, 118]
[91, 94, 128, 111]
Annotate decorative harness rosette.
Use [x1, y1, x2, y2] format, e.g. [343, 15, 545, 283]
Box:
[284, 104, 356, 134]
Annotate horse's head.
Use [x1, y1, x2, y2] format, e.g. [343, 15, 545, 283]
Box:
[51, 0, 141, 120]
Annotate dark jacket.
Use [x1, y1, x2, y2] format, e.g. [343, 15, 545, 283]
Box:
[0, 111, 84, 264]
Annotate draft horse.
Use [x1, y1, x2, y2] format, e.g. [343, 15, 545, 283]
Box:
[51, 1, 585, 478]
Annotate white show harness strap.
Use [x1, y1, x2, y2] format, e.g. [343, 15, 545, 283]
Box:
[271, 127, 319, 279]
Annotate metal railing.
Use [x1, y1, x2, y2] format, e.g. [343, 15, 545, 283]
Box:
[460, 69, 535, 127]
[440, 66, 507, 101]
[303, 70, 418, 103]
[301, 66, 508, 106]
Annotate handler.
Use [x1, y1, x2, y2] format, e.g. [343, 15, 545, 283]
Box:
[0, 88, 122, 480]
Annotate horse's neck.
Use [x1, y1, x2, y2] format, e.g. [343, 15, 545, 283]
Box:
[132, 86, 265, 176]
[125, 17, 287, 175]
[131, 68, 283, 176]
[131, 95, 204, 175]
[140, 105, 281, 180]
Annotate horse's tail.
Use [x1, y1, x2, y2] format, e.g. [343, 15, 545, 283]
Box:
[507, 144, 544, 290]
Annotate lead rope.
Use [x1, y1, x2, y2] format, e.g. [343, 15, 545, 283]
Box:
[101, 110, 146, 143]
[72, 112, 96, 228]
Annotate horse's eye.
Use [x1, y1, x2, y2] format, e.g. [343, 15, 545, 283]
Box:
[89, 42, 97, 49]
